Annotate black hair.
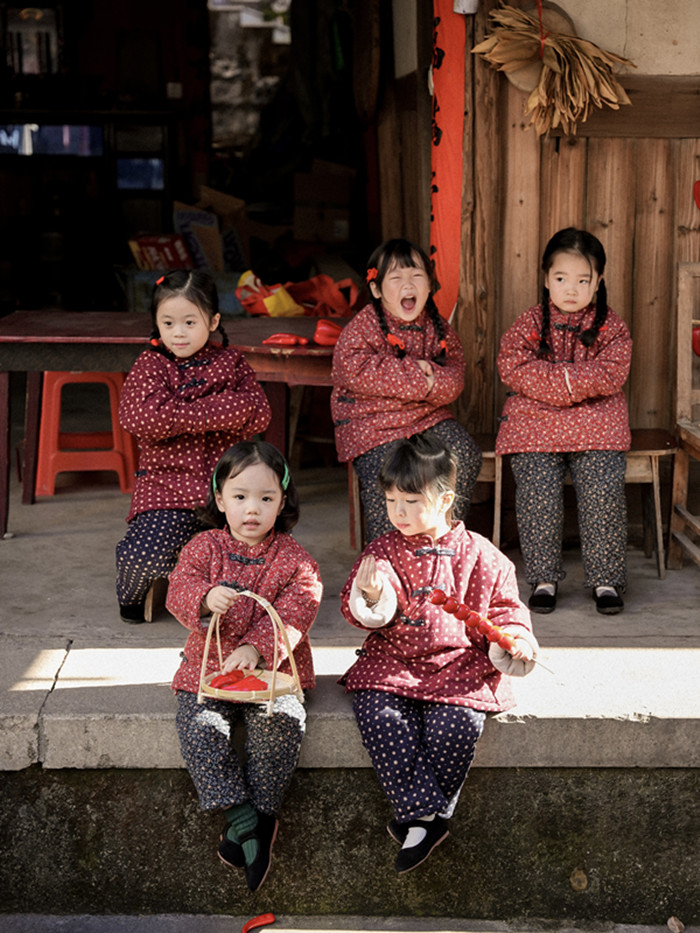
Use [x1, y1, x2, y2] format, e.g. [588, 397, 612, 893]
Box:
[378, 432, 457, 519]
[538, 227, 609, 359]
[366, 238, 448, 366]
[149, 270, 229, 353]
[200, 439, 300, 532]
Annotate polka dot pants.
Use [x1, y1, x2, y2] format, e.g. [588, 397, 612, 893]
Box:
[352, 689, 486, 824]
[176, 690, 306, 814]
[115, 509, 201, 608]
[353, 420, 483, 542]
[510, 449, 628, 589]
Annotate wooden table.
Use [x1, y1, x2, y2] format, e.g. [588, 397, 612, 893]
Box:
[0, 310, 337, 536]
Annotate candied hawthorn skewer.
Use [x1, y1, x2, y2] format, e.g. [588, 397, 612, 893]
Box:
[430, 588, 518, 653]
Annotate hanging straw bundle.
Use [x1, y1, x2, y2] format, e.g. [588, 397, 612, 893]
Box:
[472, 4, 636, 136]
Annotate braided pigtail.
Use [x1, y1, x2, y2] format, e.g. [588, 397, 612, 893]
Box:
[427, 297, 447, 366]
[375, 304, 406, 358]
[540, 227, 608, 354]
[579, 278, 609, 348]
[538, 283, 553, 359]
[365, 237, 436, 360]
[216, 319, 230, 348]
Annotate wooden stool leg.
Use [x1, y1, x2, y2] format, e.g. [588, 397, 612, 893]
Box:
[640, 485, 654, 559]
[650, 455, 665, 579]
[348, 463, 363, 551]
[0, 372, 9, 536]
[667, 447, 689, 570]
[493, 455, 502, 549]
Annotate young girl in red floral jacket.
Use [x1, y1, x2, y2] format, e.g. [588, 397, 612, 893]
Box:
[496, 228, 632, 616]
[339, 432, 537, 873]
[116, 270, 270, 624]
[331, 238, 482, 542]
[167, 439, 322, 892]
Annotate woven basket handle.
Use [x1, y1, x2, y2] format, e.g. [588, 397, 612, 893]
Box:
[197, 589, 303, 713]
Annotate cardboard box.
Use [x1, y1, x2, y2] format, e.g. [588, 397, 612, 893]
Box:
[173, 187, 250, 273]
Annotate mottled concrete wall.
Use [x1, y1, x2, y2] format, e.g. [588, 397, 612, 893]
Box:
[1, 767, 697, 923]
[554, 0, 700, 75]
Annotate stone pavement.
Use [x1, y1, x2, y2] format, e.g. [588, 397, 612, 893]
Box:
[0, 916, 696, 933]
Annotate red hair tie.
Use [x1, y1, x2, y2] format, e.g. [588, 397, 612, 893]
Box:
[155, 275, 165, 286]
[366, 267, 378, 283]
[387, 334, 405, 351]
[439, 339, 447, 352]
[150, 338, 160, 347]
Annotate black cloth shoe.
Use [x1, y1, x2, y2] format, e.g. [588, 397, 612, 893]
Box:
[394, 816, 449, 874]
[593, 587, 624, 615]
[217, 826, 245, 869]
[387, 818, 407, 845]
[528, 583, 557, 614]
[119, 603, 145, 624]
[244, 811, 278, 892]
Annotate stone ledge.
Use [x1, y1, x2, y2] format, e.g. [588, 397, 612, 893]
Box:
[2, 643, 699, 771]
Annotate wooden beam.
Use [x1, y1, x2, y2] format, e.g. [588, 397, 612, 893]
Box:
[551, 76, 700, 139]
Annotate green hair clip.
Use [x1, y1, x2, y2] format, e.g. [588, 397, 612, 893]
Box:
[212, 464, 287, 496]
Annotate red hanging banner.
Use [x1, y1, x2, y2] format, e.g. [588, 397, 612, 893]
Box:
[430, 0, 466, 320]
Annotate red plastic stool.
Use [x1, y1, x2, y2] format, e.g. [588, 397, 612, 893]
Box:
[35, 371, 137, 496]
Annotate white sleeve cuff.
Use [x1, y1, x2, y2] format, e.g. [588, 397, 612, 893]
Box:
[349, 577, 397, 628]
[488, 628, 540, 677]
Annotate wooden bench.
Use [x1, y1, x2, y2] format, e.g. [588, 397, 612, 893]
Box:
[350, 429, 677, 578]
[476, 430, 677, 578]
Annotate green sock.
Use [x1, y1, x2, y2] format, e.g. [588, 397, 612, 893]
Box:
[224, 802, 258, 865]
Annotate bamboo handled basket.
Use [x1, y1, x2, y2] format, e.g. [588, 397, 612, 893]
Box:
[197, 589, 303, 716]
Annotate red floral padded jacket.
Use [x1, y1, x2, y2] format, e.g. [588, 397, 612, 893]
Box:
[495, 303, 632, 456]
[168, 527, 322, 695]
[330, 303, 466, 463]
[339, 522, 534, 712]
[119, 344, 270, 522]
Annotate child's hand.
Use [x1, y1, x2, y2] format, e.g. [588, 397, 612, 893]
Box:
[356, 555, 382, 603]
[488, 632, 538, 677]
[204, 586, 241, 615]
[417, 359, 435, 393]
[508, 636, 535, 662]
[222, 643, 261, 672]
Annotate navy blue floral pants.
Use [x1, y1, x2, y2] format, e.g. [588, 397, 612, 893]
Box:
[176, 690, 306, 815]
[353, 419, 483, 542]
[510, 449, 628, 589]
[352, 689, 486, 824]
[115, 508, 201, 608]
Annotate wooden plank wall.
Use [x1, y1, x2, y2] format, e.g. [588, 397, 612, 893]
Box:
[454, 0, 700, 436]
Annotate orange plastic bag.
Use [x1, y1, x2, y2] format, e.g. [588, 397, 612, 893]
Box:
[285, 274, 359, 317]
[236, 271, 358, 318]
[236, 271, 305, 317]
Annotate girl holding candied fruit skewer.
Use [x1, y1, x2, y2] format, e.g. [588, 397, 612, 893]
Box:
[339, 432, 538, 874]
